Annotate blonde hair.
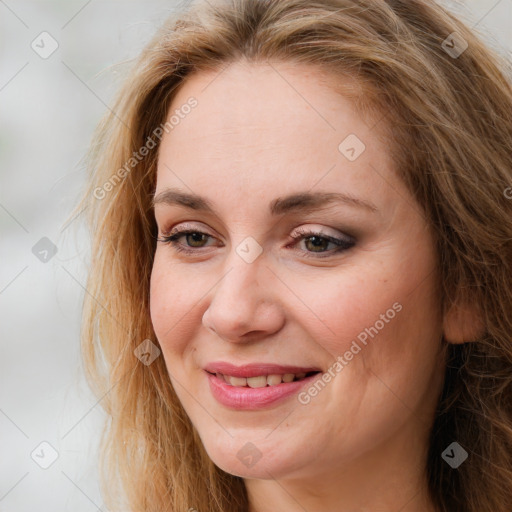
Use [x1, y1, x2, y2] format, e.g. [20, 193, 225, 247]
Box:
[73, 0, 512, 510]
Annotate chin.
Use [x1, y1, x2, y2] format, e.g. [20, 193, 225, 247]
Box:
[199, 431, 311, 480]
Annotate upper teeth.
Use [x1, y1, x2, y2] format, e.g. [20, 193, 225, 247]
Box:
[215, 372, 308, 387]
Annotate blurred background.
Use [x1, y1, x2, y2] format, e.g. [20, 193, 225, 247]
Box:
[0, 0, 510, 510]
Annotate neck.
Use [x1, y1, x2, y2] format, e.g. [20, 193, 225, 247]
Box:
[246, 468, 436, 512]
[244, 422, 438, 512]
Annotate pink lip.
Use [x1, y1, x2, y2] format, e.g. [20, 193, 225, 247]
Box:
[204, 361, 320, 378]
[204, 362, 322, 410]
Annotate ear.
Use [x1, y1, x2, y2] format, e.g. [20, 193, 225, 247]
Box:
[442, 299, 486, 344]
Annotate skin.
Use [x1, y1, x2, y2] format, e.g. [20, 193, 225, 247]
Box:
[149, 59, 452, 512]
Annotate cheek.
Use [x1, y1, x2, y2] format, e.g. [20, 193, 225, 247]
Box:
[316, 255, 443, 414]
[149, 255, 171, 339]
[149, 253, 199, 356]
[290, 253, 441, 377]
[287, 260, 442, 448]
[284, 265, 400, 358]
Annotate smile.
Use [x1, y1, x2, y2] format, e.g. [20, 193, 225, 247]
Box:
[208, 371, 318, 387]
[204, 368, 322, 410]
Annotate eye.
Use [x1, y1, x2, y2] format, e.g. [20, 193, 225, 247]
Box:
[156, 224, 356, 258]
[156, 225, 217, 255]
[287, 226, 355, 259]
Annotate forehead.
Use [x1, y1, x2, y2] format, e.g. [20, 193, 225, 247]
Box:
[155, 60, 404, 217]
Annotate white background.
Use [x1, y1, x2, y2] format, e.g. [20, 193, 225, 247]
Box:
[1, 1, 511, 510]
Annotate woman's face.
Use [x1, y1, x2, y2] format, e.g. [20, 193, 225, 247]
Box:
[150, 60, 446, 483]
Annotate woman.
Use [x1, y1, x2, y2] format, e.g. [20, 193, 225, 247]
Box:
[74, 0, 512, 510]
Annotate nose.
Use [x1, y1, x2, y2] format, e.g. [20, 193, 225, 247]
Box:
[202, 254, 285, 343]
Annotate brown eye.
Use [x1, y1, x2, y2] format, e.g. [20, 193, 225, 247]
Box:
[289, 228, 355, 259]
[185, 232, 209, 247]
[157, 228, 217, 255]
[303, 235, 330, 253]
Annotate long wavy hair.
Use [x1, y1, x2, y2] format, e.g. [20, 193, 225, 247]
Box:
[72, 0, 512, 510]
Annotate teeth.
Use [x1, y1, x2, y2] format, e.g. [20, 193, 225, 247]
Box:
[214, 372, 311, 387]
[246, 376, 267, 388]
[267, 374, 283, 386]
[228, 376, 247, 386]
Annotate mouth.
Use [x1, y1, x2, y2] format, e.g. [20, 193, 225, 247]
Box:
[205, 370, 320, 388]
[203, 363, 323, 409]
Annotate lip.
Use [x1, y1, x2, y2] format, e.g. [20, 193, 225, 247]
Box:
[203, 361, 321, 378]
[204, 362, 322, 410]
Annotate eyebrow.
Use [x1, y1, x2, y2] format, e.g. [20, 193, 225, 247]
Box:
[152, 188, 378, 215]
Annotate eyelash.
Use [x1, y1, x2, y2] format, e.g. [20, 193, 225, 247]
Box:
[156, 226, 355, 259]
